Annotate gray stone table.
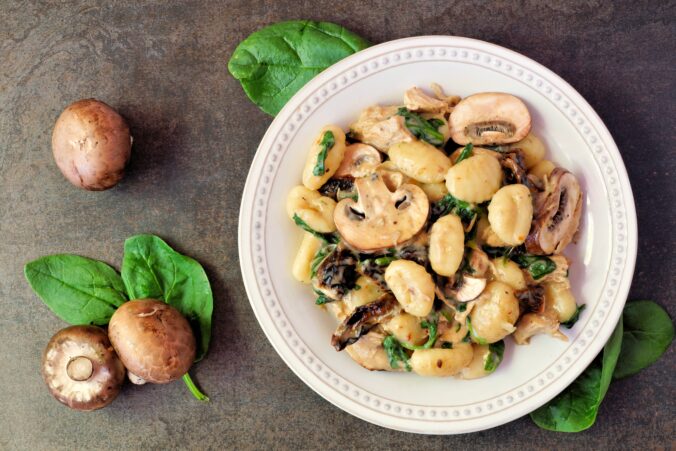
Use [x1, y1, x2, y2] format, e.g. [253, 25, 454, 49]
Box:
[1, 1, 673, 449]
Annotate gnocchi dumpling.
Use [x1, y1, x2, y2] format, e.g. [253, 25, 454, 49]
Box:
[445, 153, 502, 203]
[383, 313, 427, 346]
[488, 184, 533, 246]
[544, 282, 578, 323]
[491, 258, 527, 291]
[419, 182, 448, 202]
[343, 276, 385, 311]
[510, 133, 545, 169]
[410, 343, 474, 376]
[302, 125, 347, 190]
[286, 185, 337, 233]
[388, 140, 451, 183]
[529, 159, 556, 180]
[469, 281, 519, 344]
[429, 214, 465, 276]
[458, 344, 496, 380]
[291, 232, 323, 283]
[384, 260, 435, 317]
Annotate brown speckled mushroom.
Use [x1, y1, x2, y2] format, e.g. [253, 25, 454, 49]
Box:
[41, 325, 125, 411]
[52, 98, 132, 190]
[108, 299, 196, 384]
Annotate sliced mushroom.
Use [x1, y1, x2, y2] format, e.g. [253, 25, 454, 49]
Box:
[334, 143, 382, 178]
[516, 284, 546, 314]
[404, 86, 450, 114]
[318, 178, 356, 201]
[450, 92, 531, 145]
[501, 149, 532, 188]
[345, 330, 399, 371]
[376, 161, 411, 191]
[312, 245, 359, 300]
[512, 311, 568, 345]
[446, 275, 487, 302]
[467, 247, 491, 277]
[334, 173, 429, 251]
[331, 295, 401, 351]
[525, 168, 583, 254]
[349, 105, 414, 152]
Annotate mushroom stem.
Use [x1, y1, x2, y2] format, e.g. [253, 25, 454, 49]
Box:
[66, 356, 93, 381]
[182, 373, 209, 402]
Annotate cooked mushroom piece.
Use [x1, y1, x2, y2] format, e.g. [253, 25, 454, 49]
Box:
[345, 330, 399, 371]
[467, 247, 491, 277]
[501, 149, 532, 188]
[331, 295, 401, 351]
[349, 106, 414, 152]
[525, 168, 583, 255]
[108, 299, 196, 384]
[318, 178, 356, 201]
[334, 143, 382, 178]
[513, 311, 568, 345]
[42, 326, 125, 411]
[447, 275, 487, 302]
[312, 245, 359, 300]
[334, 173, 429, 251]
[450, 92, 531, 145]
[516, 284, 546, 314]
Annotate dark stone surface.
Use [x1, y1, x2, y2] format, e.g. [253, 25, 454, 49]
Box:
[1, 0, 674, 449]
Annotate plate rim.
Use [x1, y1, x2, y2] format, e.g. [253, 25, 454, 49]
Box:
[238, 35, 638, 434]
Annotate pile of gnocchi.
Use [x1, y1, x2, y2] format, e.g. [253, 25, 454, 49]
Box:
[286, 85, 584, 378]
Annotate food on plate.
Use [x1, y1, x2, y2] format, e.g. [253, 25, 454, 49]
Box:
[287, 85, 585, 378]
[41, 325, 125, 411]
[108, 299, 197, 384]
[52, 99, 132, 190]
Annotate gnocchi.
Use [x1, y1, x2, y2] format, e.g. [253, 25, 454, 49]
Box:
[429, 214, 464, 276]
[445, 153, 502, 203]
[384, 260, 435, 317]
[488, 184, 533, 246]
[388, 140, 451, 183]
[287, 86, 585, 379]
[286, 185, 336, 233]
[302, 125, 347, 190]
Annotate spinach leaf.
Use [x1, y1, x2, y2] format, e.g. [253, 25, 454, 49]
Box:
[512, 254, 556, 280]
[24, 255, 127, 325]
[396, 107, 445, 146]
[121, 235, 213, 362]
[228, 20, 370, 115]
[374, 256, 397, 266]
[530, 319, 623, 432]
[455, 143, 474, 163]
[484, 340, 505, 373]
[292, 214, 340, 244]
[310, 244, 336, 278]
[561, 304, 586, 329]
[466, 315, 488, 345]
[315, 294, 332, 305]
[312, 131, 335, 176]
[398, 315, 439, 350]
[383, 335, 411, 371]
[613, 300, 674, 379]
[430, 193, 478, 224]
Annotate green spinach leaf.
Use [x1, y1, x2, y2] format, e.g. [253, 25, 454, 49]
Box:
[431, 193, 478, 224]
[310, 244, 336, 278]
[530, 319, 623, 432]
[398, 315, 439, 350]
[466, 315, 488, 345]
[613, 300, 674, 379]
[561, 304, 586, 329]
[396, 107, 445, 146]
[293, 214, 340, 244]
[383, 335, 411, 371]
[484, 340, 505, 373]
[24, 255, 127, 325]
[455, 143, 474, 163]
[121, 235, 213, 362]
[228, 20, 370, 115]
[312, 131, 335, 176]
[512, 254, 556, 280]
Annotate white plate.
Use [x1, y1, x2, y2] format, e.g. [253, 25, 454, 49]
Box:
[238, 36, 637, 434]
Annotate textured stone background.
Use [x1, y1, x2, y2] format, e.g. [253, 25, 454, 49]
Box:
[1, 0, 674, 449]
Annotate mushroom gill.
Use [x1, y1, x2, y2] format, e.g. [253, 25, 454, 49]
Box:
[331, 295, 401, 351]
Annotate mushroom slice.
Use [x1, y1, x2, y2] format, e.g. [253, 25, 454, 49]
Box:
[450, 92, 531, 145]
[501, 149, 532, 188]
[312, 245, 359, 300]
[349, 106, 414, 152]
[334, 143, 382, 178]
[404, 86, 449, 114]
[42, 326, 125, 411]
[513, 311, 568, 345]
[318, 178, 356, 201]
[525, 168, 583, 255]
[516, 284, 546, 314]
[331, 295, 401, 351]
[447, 275, 487, 302]
[345, 330, 399, 371]
[334, 173, 429, 252]
[467, 247, 491, 277]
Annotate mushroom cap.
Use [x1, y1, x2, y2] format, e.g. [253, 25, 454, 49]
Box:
[52, 98, 132, 191]
[334, 143, 382, 178]
[41, 325, 125, 411]
[450, 92, 531, 145]
[108, 299, 196, 384]
[334, 173, 429, 251]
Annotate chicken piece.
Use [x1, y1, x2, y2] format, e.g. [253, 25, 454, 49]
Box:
[512, 311, 568, 345]
[349, 106, 414, 152]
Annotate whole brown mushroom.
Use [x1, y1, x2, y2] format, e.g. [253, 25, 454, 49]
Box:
[41, 325, 126, 411]
[52, 98, 132, 190]
[108, 299, 196, 384]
